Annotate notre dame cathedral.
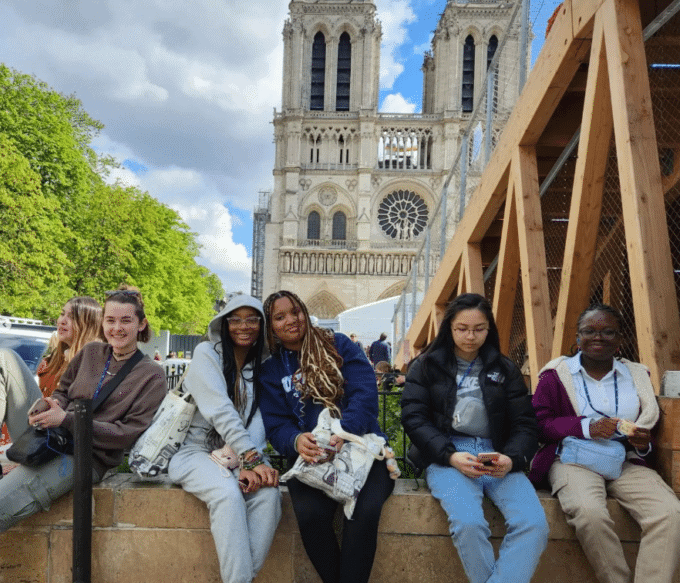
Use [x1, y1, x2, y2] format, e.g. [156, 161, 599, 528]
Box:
[254, 0, 524, 317]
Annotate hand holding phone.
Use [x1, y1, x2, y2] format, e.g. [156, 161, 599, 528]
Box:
[476, 452, 500, 467]
[28, 398, 50, 417]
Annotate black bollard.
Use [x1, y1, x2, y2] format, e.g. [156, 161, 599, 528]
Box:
[73, 399, 93, 583]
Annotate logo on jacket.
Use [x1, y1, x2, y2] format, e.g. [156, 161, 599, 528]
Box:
[487, 372, 505, 384]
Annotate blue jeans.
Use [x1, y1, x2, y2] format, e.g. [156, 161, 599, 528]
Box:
[425, 436, 548, 583]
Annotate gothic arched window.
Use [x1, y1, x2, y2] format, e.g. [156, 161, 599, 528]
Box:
[332, 211, 346, 240]
[487, 35, 499, 113]
[307, 211, 321, 240]
[311, 32, 326, 111]
[462, 35, 475, 113]
[336, 32, 351, 111]
[487, 35, 498, 69]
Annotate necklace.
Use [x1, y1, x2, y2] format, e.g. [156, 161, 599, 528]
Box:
[113, 347, 137, 360]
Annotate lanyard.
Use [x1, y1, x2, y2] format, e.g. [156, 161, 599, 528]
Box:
[92, 354, 113, 401]
[457, 358, 477, 390]
[580, 369, 618, 418]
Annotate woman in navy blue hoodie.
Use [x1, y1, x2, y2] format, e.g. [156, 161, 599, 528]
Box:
[259, 290, 394, 583]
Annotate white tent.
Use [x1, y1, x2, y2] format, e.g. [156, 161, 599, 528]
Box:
[336, 296, 400, 348]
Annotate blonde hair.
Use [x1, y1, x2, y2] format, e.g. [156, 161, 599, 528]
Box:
[263, 290, 344, 417]
[42, 296, 104, 381]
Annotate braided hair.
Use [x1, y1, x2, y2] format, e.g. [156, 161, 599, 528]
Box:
[576, 303, 623, 332]
[263, 290, 345, 417]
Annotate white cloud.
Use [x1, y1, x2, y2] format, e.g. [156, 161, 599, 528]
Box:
[413, 33, 434, 56]
[375, 0, 417, 89]
[137, 166, 253, 291]
[381, 93, 417, 114]
[91, 129, 255, 292]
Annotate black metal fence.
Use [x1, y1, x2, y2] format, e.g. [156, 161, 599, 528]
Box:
[163, 363, 187, 390]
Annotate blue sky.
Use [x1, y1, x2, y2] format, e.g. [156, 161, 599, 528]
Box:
[1, 0, 562, 289]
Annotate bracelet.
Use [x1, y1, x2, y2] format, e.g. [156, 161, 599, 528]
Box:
[294, 433, 302, 453]
[239, 449, 264, 471]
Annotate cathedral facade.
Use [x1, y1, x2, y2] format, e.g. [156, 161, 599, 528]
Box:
[258, 0, 523, 317]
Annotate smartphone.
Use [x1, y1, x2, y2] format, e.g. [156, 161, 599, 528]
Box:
[316, 445, 338, 463]
[477, 452, 500, 466]
[28, 398, 50, 417]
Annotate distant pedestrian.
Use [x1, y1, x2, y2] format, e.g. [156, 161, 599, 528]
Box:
[368, 333, 391, 365]
[349, 333, 363, 351]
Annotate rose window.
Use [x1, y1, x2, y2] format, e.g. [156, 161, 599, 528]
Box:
[377, 190, 429, 240]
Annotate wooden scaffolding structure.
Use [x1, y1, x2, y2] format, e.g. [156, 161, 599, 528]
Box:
[398, 0, 680, 396]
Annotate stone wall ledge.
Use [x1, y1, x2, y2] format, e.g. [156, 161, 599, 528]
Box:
[3, 474, 679, 583]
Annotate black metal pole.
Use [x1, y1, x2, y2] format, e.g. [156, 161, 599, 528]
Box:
[73, 399, 93, 583]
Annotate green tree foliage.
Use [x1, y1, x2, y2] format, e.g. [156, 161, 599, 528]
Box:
[0, 65, 224, 332]
[0, 65, 101, 204]
[0, 135, 73, 319]
[69, 182, 223, 333]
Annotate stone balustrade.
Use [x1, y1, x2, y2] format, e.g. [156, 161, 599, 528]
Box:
[278, 248, 439, 277]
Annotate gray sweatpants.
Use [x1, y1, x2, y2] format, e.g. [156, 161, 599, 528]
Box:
[169, 431, 282, 583]
[0, 348, 101, 531]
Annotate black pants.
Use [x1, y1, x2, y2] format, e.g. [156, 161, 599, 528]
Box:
[286, 459, 395, 583]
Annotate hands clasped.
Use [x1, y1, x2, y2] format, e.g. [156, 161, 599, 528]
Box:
[239, 464, 280, 493]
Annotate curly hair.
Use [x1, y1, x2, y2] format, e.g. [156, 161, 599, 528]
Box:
[263, 290, 345, 417]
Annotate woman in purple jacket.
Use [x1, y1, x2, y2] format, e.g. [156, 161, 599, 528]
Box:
[530, 304, 680, 583]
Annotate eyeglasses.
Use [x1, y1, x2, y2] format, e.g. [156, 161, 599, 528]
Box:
[578, 328, 619, 340]
[452, 327, 489, 336]
[226, 316, 262, 328]
[105, 290, 140, 297]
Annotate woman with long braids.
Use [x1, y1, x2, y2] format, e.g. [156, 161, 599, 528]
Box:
[169, 293, 281, 583]
[259, 290, 394, 583]
[531, 303, 680, 583]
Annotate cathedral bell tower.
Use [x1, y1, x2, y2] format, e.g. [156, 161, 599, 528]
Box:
[280, 0, 381, 115]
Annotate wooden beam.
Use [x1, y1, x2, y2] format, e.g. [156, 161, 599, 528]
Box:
[603, 0, 680, 388]
[553, 12, 613, 358]
[395, 0, 604, 368]
[513, 145, 553, 387]
[493, 184, 521, 354]
[458, 258, 467, 294]
[463, 243, 485, 295]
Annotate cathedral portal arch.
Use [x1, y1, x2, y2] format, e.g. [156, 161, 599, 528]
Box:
[306, 290, 346, 319]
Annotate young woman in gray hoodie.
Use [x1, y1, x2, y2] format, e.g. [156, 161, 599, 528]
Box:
[168, 293, 281, 583]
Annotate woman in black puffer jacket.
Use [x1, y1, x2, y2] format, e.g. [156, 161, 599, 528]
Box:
[401, 293, 547, 583]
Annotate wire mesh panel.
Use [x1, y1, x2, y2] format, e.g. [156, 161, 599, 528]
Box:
[395, 1, 680, 376]
[648, 9, 680, 327]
